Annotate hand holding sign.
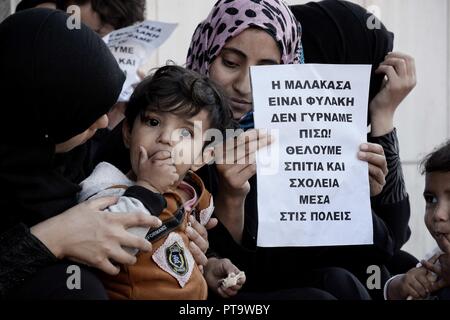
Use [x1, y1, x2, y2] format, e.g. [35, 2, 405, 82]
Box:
[214, 129, 273, 197]
[358, 142, 388, 197]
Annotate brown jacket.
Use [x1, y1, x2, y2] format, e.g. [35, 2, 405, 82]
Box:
[101, 172, 212, 300]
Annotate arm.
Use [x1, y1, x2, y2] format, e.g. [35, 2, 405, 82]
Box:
[212, 130, 270, 244]
[370, 129, 411, 251]
[0, 197, 160, 297]
[0, 223, 57, 296]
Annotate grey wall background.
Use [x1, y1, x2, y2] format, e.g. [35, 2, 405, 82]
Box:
[2, 0, 449, 259]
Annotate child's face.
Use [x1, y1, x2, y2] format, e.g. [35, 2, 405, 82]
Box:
[124, 109, 212, 183]
[424, 171, 450, 252]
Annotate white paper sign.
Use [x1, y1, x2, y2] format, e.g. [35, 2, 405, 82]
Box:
[103, 20, 177, 102]
[250, 64, 373, 247]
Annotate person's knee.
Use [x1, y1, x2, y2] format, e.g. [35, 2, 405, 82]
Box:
[56, 265, 108, 300]
[9, 262, 108, 300]
[321, 267, 371, 300]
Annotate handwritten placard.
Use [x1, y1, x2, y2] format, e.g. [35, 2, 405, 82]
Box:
[251, 64, 373, 247]
[103, 20, 177, 101]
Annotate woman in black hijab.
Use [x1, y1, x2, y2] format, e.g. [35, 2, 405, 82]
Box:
[0, 8, 160, 299]
[290, 0, 417, 299]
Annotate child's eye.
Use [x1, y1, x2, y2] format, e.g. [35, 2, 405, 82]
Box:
[179, 128, 192, 138]
[424, 193, 438, 205]
[145, 118, 160, 127]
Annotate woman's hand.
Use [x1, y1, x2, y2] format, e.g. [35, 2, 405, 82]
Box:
[369, 52, 416, 137]
[358, 143, 388, 197]
[204, 257, 246, 298]
[213, 129, 272, 243]
[186, 215, 218, 272]
[214, 129, 272, 198]
[30, 196, 162, 275]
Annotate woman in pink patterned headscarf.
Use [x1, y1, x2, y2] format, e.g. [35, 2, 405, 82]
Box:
[185, 0, 372, 301]
[187, 0, 303, 121]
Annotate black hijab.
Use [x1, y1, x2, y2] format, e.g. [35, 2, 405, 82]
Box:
[0, 9, 125, 230]
[290, 0, 394, 110]
[15, 0, 64, 12]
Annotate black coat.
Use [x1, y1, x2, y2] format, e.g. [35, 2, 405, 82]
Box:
[0, 8, 124, 295]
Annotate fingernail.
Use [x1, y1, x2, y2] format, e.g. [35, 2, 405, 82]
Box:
[360, 143, 369, 151]
[358, 151, 366, 159]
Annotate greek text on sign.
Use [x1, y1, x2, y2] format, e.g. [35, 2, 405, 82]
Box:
[251, 64, 373, 247]
[103, 20, 177, 102]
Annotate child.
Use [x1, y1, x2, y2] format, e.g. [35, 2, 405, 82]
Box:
[385, 141, 450, 300]
[77, 65, 241, 299]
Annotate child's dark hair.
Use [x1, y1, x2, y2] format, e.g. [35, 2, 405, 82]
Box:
[420, 140, 450, 174]
[125, 65, 234, 134]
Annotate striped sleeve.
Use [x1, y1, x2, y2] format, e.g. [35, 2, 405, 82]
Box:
[369, 128, 408, 205]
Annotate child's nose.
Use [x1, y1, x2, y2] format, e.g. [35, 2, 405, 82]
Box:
[434, 203, 450, 222]
[157, 128, 174, 146]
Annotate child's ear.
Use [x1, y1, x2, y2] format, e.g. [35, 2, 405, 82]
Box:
[122, 120, 131, 149]
[190, 146, 214, 172]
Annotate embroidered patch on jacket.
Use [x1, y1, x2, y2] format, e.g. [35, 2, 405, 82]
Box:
[198, 197, 214, 226]
[152, 232, 194, 287]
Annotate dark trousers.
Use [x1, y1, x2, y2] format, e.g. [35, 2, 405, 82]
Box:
[7, 261, 108, 300]
[210, 267, 371, 300]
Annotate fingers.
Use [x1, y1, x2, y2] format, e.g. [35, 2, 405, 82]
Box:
[215, 129, 272, 165]
[186, 222, 209, 254]
[375, 52, 416, 91]
[189, 241, 208, 267]
[380, 56, 407, 78]
[220, 258, 241, 275]
[431, 278, 448, 292]
[406, 283, 422, 300]
[88, 196, 119, 210]
[439, 235, 450, 253]
[386, 52, 416, 80]
[217, 285, 233, 298]
[220, 286, 240, 298]
[368, 163, 387, 186]
[360, 143, 385, 158]
[189, 215, 208, 241]
[237, 164, 257, 180]
[375, 64, 399, 83]
[415, 274, 433, 296]
[205, 217, 218, 230]
[139, 146, 149, 166]
[409, 276, 430, 298]
[112, 212, 162, 229]
[119, 232, 152, 253]
[97, 259, 120, 276]
[218, 163, 253, 190]
[428, 252, 443, 265]
[358, 143, 388, 184]
[421, 259, 442, 275]
[108, 247, 138, 266]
